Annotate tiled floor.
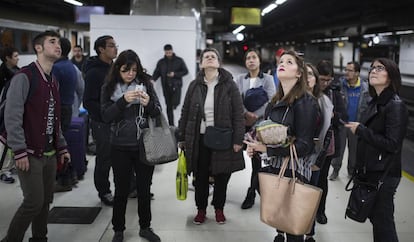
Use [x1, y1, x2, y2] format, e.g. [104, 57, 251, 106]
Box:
[1, 64, 414, 242]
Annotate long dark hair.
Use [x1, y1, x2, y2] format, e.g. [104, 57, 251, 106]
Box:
[104, 49, 150, 95]
[306, 63, 323, 98]
[271, 50, 308, 105]
[368, 58, 401, 97]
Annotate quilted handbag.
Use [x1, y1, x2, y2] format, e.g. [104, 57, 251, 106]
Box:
[140, 113, 178, 165]
[255, 119, 288, 145]
[258, 145, 322, 235]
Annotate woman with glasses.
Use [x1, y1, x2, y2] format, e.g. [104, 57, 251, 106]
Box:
[101, 49, 162, 242]
[178, 48, 245, 225]
[314, 60, 347, 225]
[344, 58, 408, 242]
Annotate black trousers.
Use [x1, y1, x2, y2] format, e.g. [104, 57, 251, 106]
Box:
[91, 120, 112, 197]
[195, 136, 231, 210]
[111, 147, 154, 231]
[162, 85, 181, 126]
[249, 153, 262, 192]
[317, 155, 333, 215]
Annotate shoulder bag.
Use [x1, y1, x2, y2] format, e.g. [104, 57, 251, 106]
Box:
[140, 111, 178, 165]
[258, 144, 323, 235]
[345, 156, 393, 223]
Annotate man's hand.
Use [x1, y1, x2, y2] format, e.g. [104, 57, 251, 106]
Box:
[167, 72, 174, 78]
[16, 157, 30, 171]
[59, 152, 71, 166]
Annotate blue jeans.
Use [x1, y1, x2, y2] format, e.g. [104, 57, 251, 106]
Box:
[368, 176, 400, 242]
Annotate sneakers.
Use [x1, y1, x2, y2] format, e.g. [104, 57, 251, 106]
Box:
[100, 193, 114, 206]
[273, 234, 285, 242]
[193, 209, 206, 225]
[139, 227, 161, 242]
[316, 213, 328, 224]
[241, 188, 256, 209]
[0, 172, 15, 184]
[112, 231, 124, 242]
[329, 170, 339, 180]
[215, 209, 226, 224]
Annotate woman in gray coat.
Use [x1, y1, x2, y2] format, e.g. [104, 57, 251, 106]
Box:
[178, 48, 245, 225]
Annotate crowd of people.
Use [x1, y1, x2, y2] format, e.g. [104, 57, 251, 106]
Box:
[0, 30, 408, 242]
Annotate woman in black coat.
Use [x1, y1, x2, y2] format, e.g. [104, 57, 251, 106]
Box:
[101, 50, 162, 242]
[345, 58, 408, 242]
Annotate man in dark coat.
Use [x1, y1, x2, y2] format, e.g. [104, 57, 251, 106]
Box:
[151, 44, 188, 126]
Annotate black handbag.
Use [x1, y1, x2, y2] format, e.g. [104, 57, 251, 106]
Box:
[203, 126, 233, 150]
[345, 157, 393, 223]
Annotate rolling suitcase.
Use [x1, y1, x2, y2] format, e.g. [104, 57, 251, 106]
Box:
[63, 117, 86, 178]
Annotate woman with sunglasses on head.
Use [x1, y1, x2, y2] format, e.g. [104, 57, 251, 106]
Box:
[244, 50, 319, 242]
[101, 49, 162, 242]
[344, 58, 408, 242]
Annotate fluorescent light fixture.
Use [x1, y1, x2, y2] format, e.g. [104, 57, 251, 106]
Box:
[378, 32, 393, 36]
[64, 0, 83, 6]
[275, 0, 287, 4]
[232, 25, 246, 34]
[340, 36, 349, 41]
[396, 30, 414, 35]
[363, 34, 375, 38]
[261, 3, 277, 16]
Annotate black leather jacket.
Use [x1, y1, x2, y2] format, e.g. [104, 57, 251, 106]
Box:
[264, 92, 319, 158]
[355, 87, 408, 177]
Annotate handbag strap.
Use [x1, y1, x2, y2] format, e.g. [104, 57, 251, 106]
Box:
[345, 154, 395, 191]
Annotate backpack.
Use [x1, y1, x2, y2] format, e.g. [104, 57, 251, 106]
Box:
[0, 64, 38, 167]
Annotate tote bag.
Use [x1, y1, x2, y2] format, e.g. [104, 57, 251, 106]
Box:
[258, 145, 322, 235]
[140, 113, 178, 165]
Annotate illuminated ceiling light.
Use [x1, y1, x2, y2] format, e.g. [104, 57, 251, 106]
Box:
[396, 30, 414, 35]
[340, 36, 349, 41]
[378, 32, 393, 36]
[373, 36, 380, 44]
[275, 0, 287, 4]
[236, 33, 245, 41]
[261, 3, 277, 16]
[232, 25, 246, 34]
[64, 0, 83, 6]
[363, 34, 375, 38]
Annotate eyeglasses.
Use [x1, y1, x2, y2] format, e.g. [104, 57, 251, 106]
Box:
[369, 65, 386, 72]
[106, 44, 119, 49]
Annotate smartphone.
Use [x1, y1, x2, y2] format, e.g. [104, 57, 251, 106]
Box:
[135, 84, 144, 92]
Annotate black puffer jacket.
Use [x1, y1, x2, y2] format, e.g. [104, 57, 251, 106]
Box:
[178, 68, 245, 175]
[265, 92, 319, 158]
[355, 87, 408, 178]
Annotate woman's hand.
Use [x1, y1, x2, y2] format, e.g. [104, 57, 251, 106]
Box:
[344, 121, 360, 134]
[233, 144, 242, 153]
[243, 140, 266, 155]
[124, 90, 139, 103]
[139, 91, 150, 106]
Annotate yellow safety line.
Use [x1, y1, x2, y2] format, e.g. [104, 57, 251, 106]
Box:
[402, 170, 414, 182]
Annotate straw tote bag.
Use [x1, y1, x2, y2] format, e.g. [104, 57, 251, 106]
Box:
[258, 145, 322, 235]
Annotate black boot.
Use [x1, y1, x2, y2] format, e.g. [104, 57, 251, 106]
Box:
[241, 187, 256, 209]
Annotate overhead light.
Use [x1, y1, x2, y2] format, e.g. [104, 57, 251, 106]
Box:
[275, 0, 287, 4]
[236, 33, 244, 41]
[378, 32, 393, 36]
[232, 25, 245, 34]
[373, 36, 380, 44]
[261, 3, 277, 16]
[396, 30, 414, 35]
[64, 0, 83, 6]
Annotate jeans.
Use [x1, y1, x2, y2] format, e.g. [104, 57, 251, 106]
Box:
[111, 147, 154, 231]
[369, 176, 400, 242]
[91, 120, 112, 197]
[317, 155, 332, 215]
[195, 135, 231, 210]
[330, 126, 346, 172]
[248, 153, 262, 193]
[1, 155, 56, 242]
